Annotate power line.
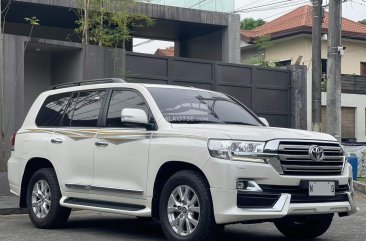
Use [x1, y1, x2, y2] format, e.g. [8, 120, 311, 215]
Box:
[234, 0, 308, 13]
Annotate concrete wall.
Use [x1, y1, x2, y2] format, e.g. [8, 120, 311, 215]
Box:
[0, 34, 27, 168]
[52, 51, 83, 85]
[222, 14, 241, 64]
[5, 23, 77, 43]
[179, 31, 222, 61]
[13, 0, 241, 64]
[24, 52, 51, 115]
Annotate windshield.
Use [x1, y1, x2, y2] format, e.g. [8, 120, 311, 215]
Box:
[147, 87, 261, 126]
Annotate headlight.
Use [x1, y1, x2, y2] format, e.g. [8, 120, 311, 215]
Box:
[208, 139, 271, 163]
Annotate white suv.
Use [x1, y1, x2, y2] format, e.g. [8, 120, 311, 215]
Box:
[8, 79, 357, 241]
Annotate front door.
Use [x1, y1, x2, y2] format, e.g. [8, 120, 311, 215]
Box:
[93, 89, 153, 200]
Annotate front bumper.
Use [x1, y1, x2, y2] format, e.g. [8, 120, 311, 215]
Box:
[204, 157, 358, 224]
[211, 188, 358, 224]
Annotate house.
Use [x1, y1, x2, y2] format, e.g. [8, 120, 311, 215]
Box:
[241, 5, 366, 142]
[154, 47, 175, 57]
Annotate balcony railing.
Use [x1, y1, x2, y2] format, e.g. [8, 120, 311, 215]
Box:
[342, 74, 366, 94]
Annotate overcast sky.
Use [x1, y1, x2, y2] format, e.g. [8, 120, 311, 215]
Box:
[134, 0, 366, 54]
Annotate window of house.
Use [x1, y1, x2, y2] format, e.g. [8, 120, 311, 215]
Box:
[361, 62, 366, 76]
[36, 92, 72, 127]
[106, 90, 149, 128]
[62, 90, 106, 127]
[276, 60, 291, 67]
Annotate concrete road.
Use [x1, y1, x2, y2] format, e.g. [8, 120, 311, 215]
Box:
[1, 193, 365, 241]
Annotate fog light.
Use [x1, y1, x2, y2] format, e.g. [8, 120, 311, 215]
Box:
[236, 180, 249, 190]
[236, 179, 262, 192]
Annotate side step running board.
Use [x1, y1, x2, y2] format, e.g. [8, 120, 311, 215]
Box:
[60, 197, 151, 217]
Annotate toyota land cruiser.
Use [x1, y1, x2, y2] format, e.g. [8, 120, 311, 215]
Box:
[8, 78, 358, 241]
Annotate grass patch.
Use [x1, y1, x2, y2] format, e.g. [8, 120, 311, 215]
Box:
[357, 177, 366, 183]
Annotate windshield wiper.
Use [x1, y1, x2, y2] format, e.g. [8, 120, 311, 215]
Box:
[223, 121, 258, 126]
[170, 120, 222, 124]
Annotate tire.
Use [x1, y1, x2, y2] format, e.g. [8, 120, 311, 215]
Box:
[274, 214, 334, 239]
[159, 170, 223, 241]
[26, 168, 71, 229]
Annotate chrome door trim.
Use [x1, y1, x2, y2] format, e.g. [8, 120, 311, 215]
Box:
[65, 183, 144, 195]
[65, 184, 90, 190]
[91, 185, 144, 195]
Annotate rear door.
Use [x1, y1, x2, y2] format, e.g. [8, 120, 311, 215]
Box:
[93, 89, 153, 201]
[48, 90, 107, 196]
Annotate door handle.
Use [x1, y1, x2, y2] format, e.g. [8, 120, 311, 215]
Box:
[50, 138, 63, 144]
[95, 140, 108, 147]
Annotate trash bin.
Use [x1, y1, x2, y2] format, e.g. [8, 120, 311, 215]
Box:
[347, 156, 358, 180]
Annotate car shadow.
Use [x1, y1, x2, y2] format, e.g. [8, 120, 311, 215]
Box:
[61, 214, 329, 241]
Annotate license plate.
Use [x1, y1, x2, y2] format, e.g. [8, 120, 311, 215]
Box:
[309, 181, 335, 196]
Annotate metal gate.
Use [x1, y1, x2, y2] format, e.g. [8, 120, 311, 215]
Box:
[126, 52, 292, 127]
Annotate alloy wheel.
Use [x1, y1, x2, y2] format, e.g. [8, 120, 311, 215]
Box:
[167, 185, 200, 236]
[31, 180, 52, 219]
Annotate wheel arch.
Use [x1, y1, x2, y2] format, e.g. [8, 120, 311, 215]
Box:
[151, 161, 210, 219]
[20, 157, 56, 208]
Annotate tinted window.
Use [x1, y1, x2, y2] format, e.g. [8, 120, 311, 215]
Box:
[148, 87, 261, 126]
[60, 93, 78, 127]
[62, 90, 106, 127]
[36, 93, 71, 127]
[106, 90, 149, 128]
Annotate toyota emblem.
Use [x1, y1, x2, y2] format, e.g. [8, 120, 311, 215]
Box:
[309, 145, 325, 161]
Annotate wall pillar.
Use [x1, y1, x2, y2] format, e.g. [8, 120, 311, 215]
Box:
[222, 14, 240, 64]
[0, 35, 26, 167]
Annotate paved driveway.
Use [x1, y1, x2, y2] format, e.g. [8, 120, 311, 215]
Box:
[0, 193, 365, 241]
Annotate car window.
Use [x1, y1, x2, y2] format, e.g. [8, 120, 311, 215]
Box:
[106, 90, 149, 128]
[147, 87, 261, 126]
[61, 90, 106, 127]
[61, 92, 79, 127]
[36, 92, 71, 127]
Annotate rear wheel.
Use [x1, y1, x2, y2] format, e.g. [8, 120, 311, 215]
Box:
[27, 168, 71, 229]
[274, 214, 334, 239]
[159, 170, 223, 241]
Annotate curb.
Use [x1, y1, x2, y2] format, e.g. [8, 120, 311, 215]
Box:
[353, 181, 366, 194]
[0, 208, 28, 216]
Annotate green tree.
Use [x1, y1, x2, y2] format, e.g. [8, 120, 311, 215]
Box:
[359, 19, 366, 25]
[240, 17, 266, 30]
[75, 0, 154, 48]
[246, 35, 275, 67]
[75, 0, 154, 78]
[253, 35, 272, 50]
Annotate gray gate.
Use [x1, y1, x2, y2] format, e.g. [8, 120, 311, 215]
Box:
[126, 52, 292, 127]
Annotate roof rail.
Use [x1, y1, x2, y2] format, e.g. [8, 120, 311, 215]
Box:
[50, 78, 126, 90]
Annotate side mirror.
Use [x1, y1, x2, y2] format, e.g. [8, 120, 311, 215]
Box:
[259, 117, 270, 127]
[121, 108, 148, 125]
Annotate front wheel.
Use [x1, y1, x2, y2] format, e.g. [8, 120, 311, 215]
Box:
[159, 170, 223, 241]
[274, 214, 334, 239]
[27, 168, 71, 229]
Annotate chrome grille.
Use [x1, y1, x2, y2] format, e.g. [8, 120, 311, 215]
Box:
[278, 141, 345, 175]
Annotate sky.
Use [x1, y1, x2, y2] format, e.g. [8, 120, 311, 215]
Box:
[133, 0, 366, 54]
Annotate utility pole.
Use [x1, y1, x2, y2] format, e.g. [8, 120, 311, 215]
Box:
[0, 0, 5, 171]
[311, 0, 323, 132]
[326, 0, 342, 141]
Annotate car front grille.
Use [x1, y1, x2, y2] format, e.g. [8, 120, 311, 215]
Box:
[278, 141, 345, 175]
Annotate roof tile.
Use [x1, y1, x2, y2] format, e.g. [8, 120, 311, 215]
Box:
[241, 5, 366, 42]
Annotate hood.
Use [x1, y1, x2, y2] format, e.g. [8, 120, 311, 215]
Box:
[171, 124, 337, 142]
